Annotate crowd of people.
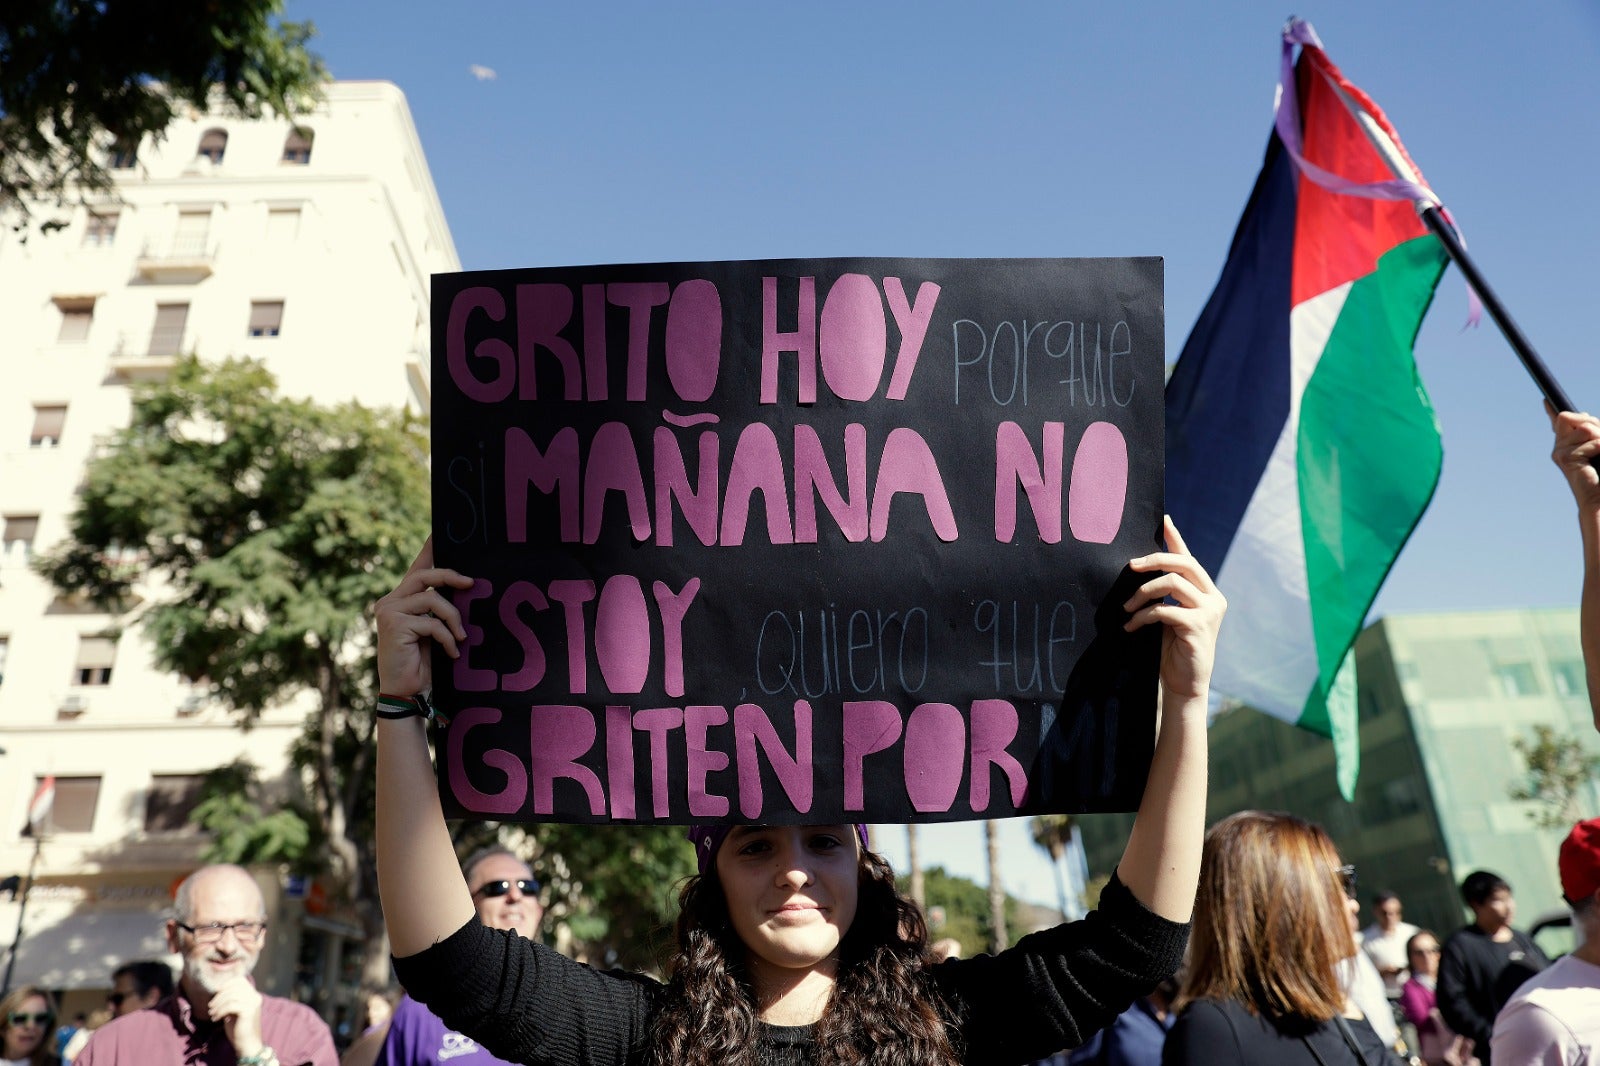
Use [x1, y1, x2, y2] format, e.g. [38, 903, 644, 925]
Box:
[3, 416, 1595, 1066]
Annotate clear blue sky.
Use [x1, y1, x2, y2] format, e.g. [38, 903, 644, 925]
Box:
[291, 1, 1600, 905]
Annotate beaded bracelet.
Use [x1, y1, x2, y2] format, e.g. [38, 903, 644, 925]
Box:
[237, 1049, 278, 1066]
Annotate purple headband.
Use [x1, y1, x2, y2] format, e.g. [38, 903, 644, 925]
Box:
[686, 824, 871, 876]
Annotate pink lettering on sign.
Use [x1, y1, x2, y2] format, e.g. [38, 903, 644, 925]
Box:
[761, 275, 940, 405]
[634, 707, 684, 817]
[1068, 421, 1129, 544]
[453, 579, 498, 692]
[607, 283, 670, 401]
[605, 705, 636, 819]
[446, 706, 527, 815]
[993, 421, 1129, 545]
[663, 279, 722, 403]
[969, 699, 1028, 808]
[529, 705, 605, 815]
[995, 421, 1064, 543]
[843, 699, 1031, 814]
[762, 276, 818, 404]
[505, 426, 580, 543]
[734, 700, 814, 818]
[883, 278, 940, 400]
[685, 705, 731, 818]
[870, 428, 958, 542]
[819, 273, 888, 402]
[721, 423, 796, 546]
[793, 424, 868, 543]
[903, 702, 966, 812]
[518, 284, 582, 400]
[653, 427, 720, 547]
[446, 287, 515, 402]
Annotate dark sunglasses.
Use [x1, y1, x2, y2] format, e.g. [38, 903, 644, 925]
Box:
[106, 992, 131, 1007]
[1337, 864, 1359, 900]
[7, 1011, 52, 1027]
[472, 878, 537, 899]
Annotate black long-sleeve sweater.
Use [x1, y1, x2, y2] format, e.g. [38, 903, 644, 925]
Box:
[1435, 923, 1548, 1066]
[392, 872, 1187, 1066]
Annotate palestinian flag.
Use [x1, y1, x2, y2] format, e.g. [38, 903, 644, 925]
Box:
[1165, 21, 1449, 796]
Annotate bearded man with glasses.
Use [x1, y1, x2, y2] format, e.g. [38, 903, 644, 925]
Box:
[340, 847, 543, 1066]
[75, 863, 336, 1066]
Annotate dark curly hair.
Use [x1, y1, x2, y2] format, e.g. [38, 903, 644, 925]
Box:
[649, 847, 963, 1066]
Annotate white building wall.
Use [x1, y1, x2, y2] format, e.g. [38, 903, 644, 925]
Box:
[0, 81, 457, 1010]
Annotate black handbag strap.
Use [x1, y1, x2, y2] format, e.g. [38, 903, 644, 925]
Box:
[1301, 1016, 1377, 1066]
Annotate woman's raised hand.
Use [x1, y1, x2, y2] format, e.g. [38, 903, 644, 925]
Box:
[1124, 516, 1226, 704]
[375, 537, 474, 698]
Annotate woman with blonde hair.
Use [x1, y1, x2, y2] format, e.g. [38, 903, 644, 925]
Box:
[0, 984, 61, 1066]
[1162, 811, 1402, 1065]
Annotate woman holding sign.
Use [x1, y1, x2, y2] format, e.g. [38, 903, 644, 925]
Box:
[373, 517, 1222, 1066]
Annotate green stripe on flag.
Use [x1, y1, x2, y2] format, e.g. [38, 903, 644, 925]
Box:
[1296, 235, 1449, 758]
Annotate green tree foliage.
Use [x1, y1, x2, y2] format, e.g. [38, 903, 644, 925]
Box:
[921, 866, 1022, 956]
[36, 355, 427, 985]
[0, 1, 325, 232]
[192, 759, 312, 868]
[1510, 724, 1600, 830]
[531, 824, 696, 972]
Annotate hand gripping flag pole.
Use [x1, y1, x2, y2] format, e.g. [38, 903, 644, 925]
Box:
[1284, 17, 1578, 414]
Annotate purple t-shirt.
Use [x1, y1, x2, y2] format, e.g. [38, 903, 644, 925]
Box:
[379, 994, 518, 1066]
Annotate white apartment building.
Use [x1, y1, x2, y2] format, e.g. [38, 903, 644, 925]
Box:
[0, 81, 457, 1024]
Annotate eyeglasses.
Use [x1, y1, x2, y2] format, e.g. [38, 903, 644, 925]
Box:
[6, 1012, 53, 1027]
[1410, 945, 1442, 956]
[1337, 864, 1359, 900]
[472, 879, 537, 899]
[176, 920, 267, 943]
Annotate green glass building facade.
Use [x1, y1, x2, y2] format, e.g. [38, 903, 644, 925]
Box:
[1080, 607, 1599, 938]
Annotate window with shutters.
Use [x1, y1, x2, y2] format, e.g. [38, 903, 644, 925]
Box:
[282, 127, 314, 164]
[84, 212, 119, 247]
[55, 297, 95, 343]
[74, 635, 117, 686]
[144, 774, 207, 833]
[172, 210, 211, 258]
[148, 303, 189, 356]
[2, 515, 39, 563]
[30, 405, 67, 447]
[51, 777, 102, 834]
[248, 301, 284, 338]
[197, 128, 228, 164]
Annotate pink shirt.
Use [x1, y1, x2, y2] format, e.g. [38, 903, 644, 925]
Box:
[76, 987, 337, 1066]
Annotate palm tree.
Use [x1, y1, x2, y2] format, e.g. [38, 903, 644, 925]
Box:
[906, 824, 925, 908]
[985, 819, 1008, 951]
[1029, 814, 1077, 921]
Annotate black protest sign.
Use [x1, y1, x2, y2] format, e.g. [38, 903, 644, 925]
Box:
[430, 257, 1163, 826]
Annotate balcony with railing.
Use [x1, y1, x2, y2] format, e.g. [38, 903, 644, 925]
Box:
[108, 328, 198, 380]
[134, 232, 217, 280]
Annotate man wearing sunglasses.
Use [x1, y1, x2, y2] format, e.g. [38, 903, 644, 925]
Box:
[76, 863, 337, 1066]
[341, 847, 542, 1066]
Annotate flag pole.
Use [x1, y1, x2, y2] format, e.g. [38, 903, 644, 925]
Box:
[1322, 75, 1579, 413]
[0, 834, 43, 997]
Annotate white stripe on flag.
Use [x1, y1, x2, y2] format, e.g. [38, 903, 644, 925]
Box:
[1211, 283, 1350, 722]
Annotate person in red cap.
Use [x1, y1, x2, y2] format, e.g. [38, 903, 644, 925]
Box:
[1490, 817, 1600, 1064]
[370, 518, 1223, 1066]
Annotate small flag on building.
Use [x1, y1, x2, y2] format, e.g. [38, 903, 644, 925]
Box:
[1166, 20, 1450, 798]
[22, 775, 55, 836]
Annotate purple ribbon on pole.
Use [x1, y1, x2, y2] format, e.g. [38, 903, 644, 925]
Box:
[1275, 18, 1481, 327]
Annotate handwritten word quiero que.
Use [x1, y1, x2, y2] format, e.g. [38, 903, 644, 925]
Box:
[444, 697, 1030, 819]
